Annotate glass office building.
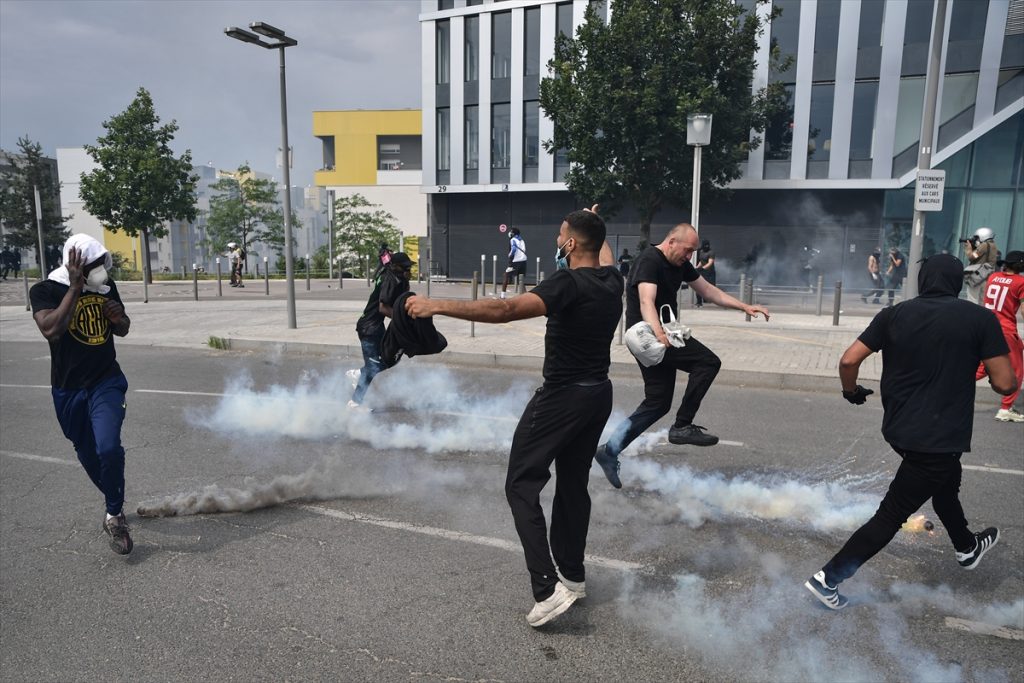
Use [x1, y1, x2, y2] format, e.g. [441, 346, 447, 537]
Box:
[420, 0, 1023, 286]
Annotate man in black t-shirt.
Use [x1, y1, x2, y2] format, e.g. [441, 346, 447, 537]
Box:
[405, 208, 621, 628]
[349, 251, 413, 407]
[594, 224, 769, 489]
[29, 234, 134, 555]
[694, 239, 716, 307]
[885, 246, 906, 306]
[805, 254, 1016, 611]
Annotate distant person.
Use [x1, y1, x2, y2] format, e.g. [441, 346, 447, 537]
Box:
[885, 246, 906, 307]
[975, 250, 1024, 422]
[47, 244, 62, 273]
[405, 207, 620, 628]
[804, 254, 1015, 610]
[11, 249, 21, 278]
[0, 245, 12, 280]
[29, 234, 134, 555]
[800, 245, 820, 289]
[861, 247, 884, 304]
[228, 242, 245, 288]
[593, 223, 769, 490]
[618, 248, 633, 277]
[962, 227, 998, 304]
[694, 239, 716, 307]
[349, 252, 413, 407]
[501, 227, 527, 299]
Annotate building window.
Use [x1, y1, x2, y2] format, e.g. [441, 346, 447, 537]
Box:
[437, 108, 451, 180]
[902, 0, 935, 77]
[438, 0, 454, 10]
[946, 0, 990, 73]
[465, 105, 479, 171]
[492, 103, 511, 182]
[556, 2, 573, 42]
[436, 20, 450, 85]
[812, 0, 841, 82]
[465, 15, 479, 83]
[764, 84, 795, 161]
[769, 0, 800, 84]
[523, 101, 539, 182]
[849, 81, 879, 168]
[855, 0, 884, 79]
[524, 7, 540, 77]
[807, 84, 834, 178]
[492, 12, 512, 79]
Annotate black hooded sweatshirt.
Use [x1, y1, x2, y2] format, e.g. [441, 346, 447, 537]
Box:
[857, 254, 1008, 453]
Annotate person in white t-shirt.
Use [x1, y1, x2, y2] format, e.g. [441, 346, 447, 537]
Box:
[501, 228, 528, 299]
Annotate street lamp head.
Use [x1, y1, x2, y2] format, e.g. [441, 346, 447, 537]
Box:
[224, 27, 264, 45]
[687, 113, 713, 147]
[249, 21, 286, 39]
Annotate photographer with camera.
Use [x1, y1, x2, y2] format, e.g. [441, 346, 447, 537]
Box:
[961, 227, 998, 304]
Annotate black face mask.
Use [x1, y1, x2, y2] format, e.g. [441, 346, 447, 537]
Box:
[917, 254, 964, 297]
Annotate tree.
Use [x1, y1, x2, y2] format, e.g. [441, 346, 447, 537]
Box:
[539, 0, 789, 244]
[0, 137, 70, 269]
[79, 87, 198, 283]
[331, 193, 401, 273]
[205, 163, 300, 270]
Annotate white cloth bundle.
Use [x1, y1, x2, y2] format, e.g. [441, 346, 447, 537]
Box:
[47, 233, 113, 294]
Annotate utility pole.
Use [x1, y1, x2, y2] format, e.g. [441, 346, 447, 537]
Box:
[906, 0, 948, 299]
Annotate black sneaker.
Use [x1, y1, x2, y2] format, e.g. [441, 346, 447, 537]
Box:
[956, 528, 998, 570]
[594, 445, 622, 489]
[103, 513, 134, 555]
[804, 570, 848, 610]
[668, 424, 719, 446]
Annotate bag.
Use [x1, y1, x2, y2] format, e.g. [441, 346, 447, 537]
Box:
[624, 322, 666, 367]
[963, 262, 994, 288]
[660, 305, 691, 348]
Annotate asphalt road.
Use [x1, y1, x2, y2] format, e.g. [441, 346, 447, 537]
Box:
[1, 342, 1021, 682]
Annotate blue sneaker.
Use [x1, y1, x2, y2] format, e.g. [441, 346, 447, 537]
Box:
[594, 445, 621, 489]
[804, 570, 848, 610]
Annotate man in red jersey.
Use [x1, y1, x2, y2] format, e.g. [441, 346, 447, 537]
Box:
[976, 250, 1024, 422]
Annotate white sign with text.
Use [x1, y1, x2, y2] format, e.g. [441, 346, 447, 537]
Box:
[914, 170, 946, 212]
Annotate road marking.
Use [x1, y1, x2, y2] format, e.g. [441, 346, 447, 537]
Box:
[296, 503, 652, 575]
[135, 389, 229, 398]
[963, 464, 1024, 476]
[0, 383, 50, 390]
[944, 617, 1024, 641]
[719, 328, 833, 348]
[1, 450, 76, 466]
[657, 440, 745, 448]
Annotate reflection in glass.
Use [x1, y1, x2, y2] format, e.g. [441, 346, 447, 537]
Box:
[492, 12, 512, 79]
[465, 105, 479, 171]
[492, 103, 511, 169]
[525, 8, 540, 77]
[436, 20, 450, 85]
[465, 16, 479, 83]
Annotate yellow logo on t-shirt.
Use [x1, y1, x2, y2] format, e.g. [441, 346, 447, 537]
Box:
[69, 294, 109, 345]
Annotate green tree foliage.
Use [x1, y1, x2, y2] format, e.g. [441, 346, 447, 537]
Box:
[205, 163, 299, 263]
[0, 137, 70, 268]
[331, 193, 401, 273]
[539, 0, 789, 244]
[79, 87, 198, 282]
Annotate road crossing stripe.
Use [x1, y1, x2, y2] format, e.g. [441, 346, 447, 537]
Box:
[944, 617, 1024, 641]
[1, 451, 76, 466]
[963, 464, 1024, 476]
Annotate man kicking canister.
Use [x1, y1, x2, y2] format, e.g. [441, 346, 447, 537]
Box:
[405, 207, 621, 628]
[805, 254, 1016, 610]
[594, 223, 769, 489]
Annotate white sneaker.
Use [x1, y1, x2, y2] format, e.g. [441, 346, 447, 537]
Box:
[526, 582, 577, 627]
[994, 408, 1024, 423]
[347, 399, 368, 412]
[556, 570, 586, 599]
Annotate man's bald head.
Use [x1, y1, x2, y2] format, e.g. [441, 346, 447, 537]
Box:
[657, 223, 699, 266]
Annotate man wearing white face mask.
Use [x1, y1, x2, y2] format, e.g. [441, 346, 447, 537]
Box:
[30, 234, 134, 555]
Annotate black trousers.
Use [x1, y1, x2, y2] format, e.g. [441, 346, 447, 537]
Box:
[506, 381, 612, 601]
[823, 450, 975, 585]
[604, 337, 721, 457]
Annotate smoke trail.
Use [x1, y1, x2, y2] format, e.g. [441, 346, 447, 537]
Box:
[137, 450, 464, 517]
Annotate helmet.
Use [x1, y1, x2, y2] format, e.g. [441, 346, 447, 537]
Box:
[973, 227, 994, 242]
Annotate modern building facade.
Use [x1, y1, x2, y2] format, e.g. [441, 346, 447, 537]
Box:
[0, 147, 62, 270]
[420, 0, 1023, 288]
[313, 109, 426, 272]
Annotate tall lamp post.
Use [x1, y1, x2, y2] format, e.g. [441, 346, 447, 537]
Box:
[225, 21, 298, 328]
[686, 114, 713, 245]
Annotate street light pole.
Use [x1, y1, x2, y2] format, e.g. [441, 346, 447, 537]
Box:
[687, 113, 713, 264]
[327, 189, 334, 280]
[225, 21, 298, 328]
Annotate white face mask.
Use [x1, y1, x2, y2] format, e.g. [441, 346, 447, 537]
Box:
[85, 265, 108, 290]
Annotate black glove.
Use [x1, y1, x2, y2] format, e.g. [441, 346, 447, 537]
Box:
[842, 386, 874, 405]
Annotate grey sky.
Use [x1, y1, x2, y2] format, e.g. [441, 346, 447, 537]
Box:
[0, 0, 422, 187]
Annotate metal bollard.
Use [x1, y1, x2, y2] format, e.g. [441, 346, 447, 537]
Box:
[256, 263, 260, 278]
[305, 254, 311, 291]
[339, 263, 344, 289]
[492, 255, 498, 295]
[738, 274, 747, 308]
[617, 293, 625, 345]
[815, 274, 824, 316]
[23, 271, 30, 311]
[181, 265, 187, 278]
[535, 257, 540, 287]
[366, 256, 372, 287]
[192, 264, 198, 301]
[470, 271, 478, 338]
[516, 274, 524, 294]
[538, 270, 544, 284]
[216, 258, 223, 297]
[264, 257, 270, 295]
[426, 247, 432, 297]
[480, 255, 487, 297]
[832, 281, 842, 326]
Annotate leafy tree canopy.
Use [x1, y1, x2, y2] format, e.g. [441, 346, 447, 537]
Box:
[79, 87, 198, 280]
[539, 0, 789, 243]
[331, 193, 401, 273]
[0, 137, 70, 267]
[205, 163, 299, 259]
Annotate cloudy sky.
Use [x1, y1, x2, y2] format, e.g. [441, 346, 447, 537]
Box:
[0, 0, 422, 186]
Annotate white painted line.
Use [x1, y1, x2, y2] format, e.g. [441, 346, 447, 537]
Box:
[944, 617, 1024, 641]
[296, 503, 652, 575]
[963, 465, 1024, 476]
[657, 440, 745, 448]
[134, 389, 229, 398]
[0, 384, 50, 390]
[1, 450, 76, 466]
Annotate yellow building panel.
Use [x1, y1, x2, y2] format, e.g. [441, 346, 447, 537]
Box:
[104, 228, 142, 271]
[313, 110, 421, 186]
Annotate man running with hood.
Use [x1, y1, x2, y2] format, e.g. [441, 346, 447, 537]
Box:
[805, 254, 1016, 609]
[30, 234, 134, 555]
